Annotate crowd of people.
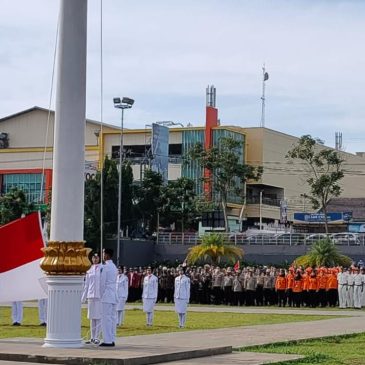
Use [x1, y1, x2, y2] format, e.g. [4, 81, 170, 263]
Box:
[10, 253, 365, 347]
[125, 263, 365, 310]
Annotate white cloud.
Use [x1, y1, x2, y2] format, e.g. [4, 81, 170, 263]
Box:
[1, 0, 364, 152]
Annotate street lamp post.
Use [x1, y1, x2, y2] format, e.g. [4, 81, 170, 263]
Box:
[113, 97, 134, 265]
[259, 190, 264, 231]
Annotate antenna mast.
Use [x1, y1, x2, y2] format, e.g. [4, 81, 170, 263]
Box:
[260, 65, 269, 127]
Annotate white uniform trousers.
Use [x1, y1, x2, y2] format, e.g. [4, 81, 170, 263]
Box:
[143, 298, 156, 326]
[346, 285, 354, 308]
[116, 310, 125, 326]
[12, 302, 23, 324]
[101, 303, 116, 344]
[178, 313, 187, 327]
[338, 285, 347, 308]
[38, 299, 48, 324]
[353, 285, 363, 309]
[116, 298, 127, 326]
[362, 288, 365, 307]
[91, 319, 102, 341]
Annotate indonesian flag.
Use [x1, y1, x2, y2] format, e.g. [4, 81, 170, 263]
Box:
[0, 212, 47, 302]
[234, 260, 240, 272]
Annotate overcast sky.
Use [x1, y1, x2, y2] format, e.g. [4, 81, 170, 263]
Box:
[1, 0, 365, 153]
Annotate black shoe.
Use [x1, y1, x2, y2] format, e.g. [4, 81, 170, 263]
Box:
[40, 322, 47, 327]
[12, 322, 21, 326]
[99, 342, 115, 347]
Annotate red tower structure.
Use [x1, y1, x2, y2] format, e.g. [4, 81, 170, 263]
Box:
[204, 85, 218, 199]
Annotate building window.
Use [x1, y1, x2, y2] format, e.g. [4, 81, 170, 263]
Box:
[182, 130, 205, 195]
[2, 173, 45, 203]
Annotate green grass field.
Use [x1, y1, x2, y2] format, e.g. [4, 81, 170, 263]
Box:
[0, 306, 331, 339]
[241, 333, 365, 365]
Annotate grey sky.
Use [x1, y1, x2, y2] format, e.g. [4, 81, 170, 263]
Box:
[1, 0, 364, 153]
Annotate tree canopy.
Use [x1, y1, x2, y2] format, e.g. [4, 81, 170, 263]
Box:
[294, 239, 351, 267]
[187, 136, 262, 231]
[186, 233, 243, 265]
[0, 188, 35, 225]
[286, 135, 345, 233]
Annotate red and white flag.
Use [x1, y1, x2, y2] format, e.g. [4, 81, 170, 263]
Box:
[0, 212, 47, 302]
[234, 260, 240, 272]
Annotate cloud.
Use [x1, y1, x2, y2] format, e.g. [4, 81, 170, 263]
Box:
[1, 0, 365, 153]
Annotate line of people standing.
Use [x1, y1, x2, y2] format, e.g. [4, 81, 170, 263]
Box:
[81, 249, 191, 347]
[124, 264, 365, 309]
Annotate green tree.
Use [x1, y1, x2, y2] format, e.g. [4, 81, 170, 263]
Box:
[84, 157, 134, 249]
[161, 177, 197, 231]
[0, 188, 35, 225]
[187, 136, 263, 231]
[286, 135, 345, 233]
[294, 239, 351, 267]
[186, 233, 243, 265]
[134, 169, 164, 233]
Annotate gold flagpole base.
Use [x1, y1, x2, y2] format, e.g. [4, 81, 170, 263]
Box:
[40, 241, 91, 275]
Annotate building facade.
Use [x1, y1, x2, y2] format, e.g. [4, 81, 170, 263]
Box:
[1, 106, 365, 229]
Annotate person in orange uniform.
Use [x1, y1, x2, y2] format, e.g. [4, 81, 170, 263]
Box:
[292, 270, 304, 307]
[326, 268, 339, 307]
[302, 267, 311, 307]
[275, 269, 287, 307]
[317, 267, 328, 307]
[286, 267, 295, 307]
[307, 268, 319, 308]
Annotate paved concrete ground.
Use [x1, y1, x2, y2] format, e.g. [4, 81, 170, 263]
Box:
[2, 301, 361, 317]
[130, 303, 362, 317]
[161, 352, 303, 365]
[1, 306, 365, 364]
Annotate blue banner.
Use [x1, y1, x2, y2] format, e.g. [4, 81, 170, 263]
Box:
[151, 124, 169, 183]
[294, 212, 352, 223]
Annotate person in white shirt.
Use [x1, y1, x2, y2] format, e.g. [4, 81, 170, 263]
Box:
[38, 298, 48, 326]
[116, 266, 129, 326]
[347, 268, 355, 308]
[174, 266, 191, 328]
[353, 267, 364, 309]
[337, 267, 349, 309]
[81, 253, 102, 344]
[142, 267, 158, 326]
[11, 301, 23, 326]
[99, 248, 118, 347]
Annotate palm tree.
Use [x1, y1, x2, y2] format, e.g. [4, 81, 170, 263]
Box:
[294, 238, 351, 267]
[186, 233, 243, 266]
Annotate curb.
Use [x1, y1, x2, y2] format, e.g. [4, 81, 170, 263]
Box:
[0, 346, 232, 365]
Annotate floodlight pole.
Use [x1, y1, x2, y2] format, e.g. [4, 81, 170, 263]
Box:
[114, 99, 133, 265]
[117, 107, 124, 266]
[260, 65, 267, 128]
[259, 190, 263, 231]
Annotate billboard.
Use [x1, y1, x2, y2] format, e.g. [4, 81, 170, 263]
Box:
[280, 200, 288, 224]
[151, 123, 169, 183]
[294, 212, 352, 224]
[84, 160, 98, 180]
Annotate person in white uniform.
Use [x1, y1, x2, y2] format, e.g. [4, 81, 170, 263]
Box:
[11, 301, 23, 326]
[337, 267, 348, 309]
[116, 265, 129, 326]
[81, 253, 103, 344]
[353, 267, 364, 309]
[142, 267, 158, 326]
[38, 298, 48, 326]
[361, 268, 365, 307]
[174, 266, 191, 328]
[99, 248, 118, 347]
[347, 268, 355, 308]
